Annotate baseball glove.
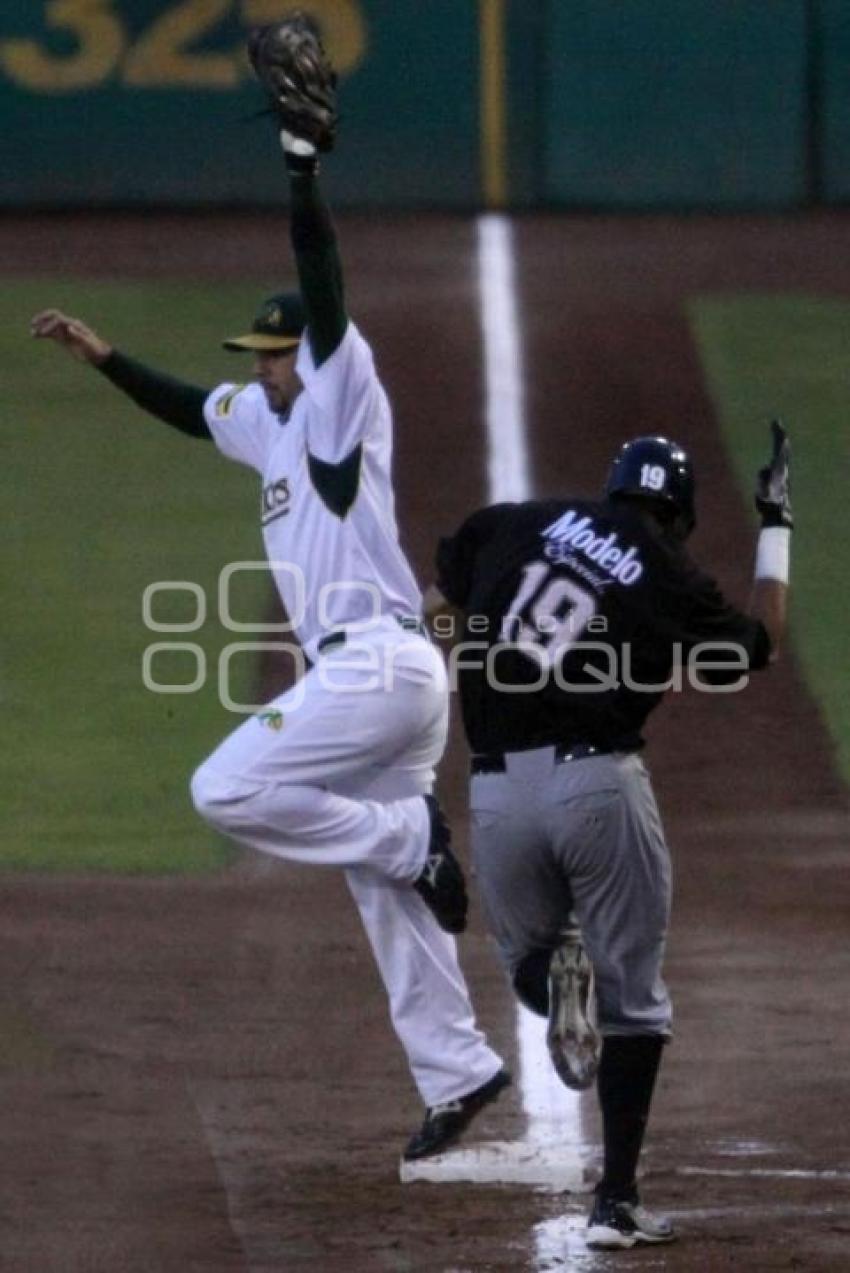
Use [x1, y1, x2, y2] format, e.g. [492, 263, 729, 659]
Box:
[755, 419, 793, 528]
[248, 13, 338, 153]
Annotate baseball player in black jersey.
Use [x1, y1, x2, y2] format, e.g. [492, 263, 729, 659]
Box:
[426, 430, 792, 1249]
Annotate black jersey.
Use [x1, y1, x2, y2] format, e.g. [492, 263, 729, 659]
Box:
[436, 498, 770, 754]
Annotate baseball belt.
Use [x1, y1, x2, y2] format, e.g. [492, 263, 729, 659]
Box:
[470, 742, 612, 775]
[316, 614, 427, 655]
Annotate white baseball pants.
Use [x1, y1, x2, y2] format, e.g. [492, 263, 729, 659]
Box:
[191, 620, 503, 1106]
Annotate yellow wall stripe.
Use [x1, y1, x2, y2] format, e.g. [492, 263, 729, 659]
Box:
[480, 0, 508, 208]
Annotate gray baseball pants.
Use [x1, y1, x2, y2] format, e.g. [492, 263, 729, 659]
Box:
[469, 748, 672, 1036]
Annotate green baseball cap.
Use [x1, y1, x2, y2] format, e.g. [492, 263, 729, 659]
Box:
[222, 292, 306, 352]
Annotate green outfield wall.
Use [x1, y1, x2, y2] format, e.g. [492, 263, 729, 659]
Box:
[3, 0, 850, 208]
[1, 0, 481, 206]
[818, 0, 850, 200]
[543, 1, 808, 209]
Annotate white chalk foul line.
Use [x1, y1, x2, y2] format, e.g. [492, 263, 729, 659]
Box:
[483, 215, 588, 1196]
[187, 1080, 258, 1270]
[478, 213, 587, 1172]
[680, 1165, 850, 1181]
[673, 1200, 850, 1222]
[404, 217, 589, 1196]
[478, 213, 532, 504]
[188, 1078, 312, 1273]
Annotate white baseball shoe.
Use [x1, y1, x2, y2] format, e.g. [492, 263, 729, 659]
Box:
[546, 937, 601, 1091]
[586, 1192, 676, 1249]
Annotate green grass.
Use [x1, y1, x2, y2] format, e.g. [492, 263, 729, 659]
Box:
[689, 295, 850, 784]
[1, 279, 277, 872]
[9, 283, 847, 870]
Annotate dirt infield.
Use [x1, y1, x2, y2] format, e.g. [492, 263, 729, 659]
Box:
[3, 211, 850, 1272]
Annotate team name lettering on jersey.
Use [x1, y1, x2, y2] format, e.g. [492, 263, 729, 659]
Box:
[542, 509, 644, 586]
[261, 477, 292, 526]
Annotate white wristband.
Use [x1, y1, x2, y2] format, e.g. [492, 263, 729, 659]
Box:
[755, 526, 791, 583]
[280, 130, 317, 158]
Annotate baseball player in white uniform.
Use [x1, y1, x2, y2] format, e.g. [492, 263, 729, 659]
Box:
[31, 99, 509, 1161]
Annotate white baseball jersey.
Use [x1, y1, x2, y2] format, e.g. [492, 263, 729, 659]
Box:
[203, 321, 422, 660]
[195, 319, 504, 1108]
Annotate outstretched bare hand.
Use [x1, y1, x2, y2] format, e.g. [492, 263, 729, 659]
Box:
[30, 309, 112, 365]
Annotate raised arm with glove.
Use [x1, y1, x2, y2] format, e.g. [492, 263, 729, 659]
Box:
[249, 12, 344, 368]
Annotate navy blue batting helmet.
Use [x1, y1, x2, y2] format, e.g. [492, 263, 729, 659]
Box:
[605, 436, 696, 536]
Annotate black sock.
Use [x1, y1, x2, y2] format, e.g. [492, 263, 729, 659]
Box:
[596, 1034, 665, 1200]
[511, 949, 552, 1017]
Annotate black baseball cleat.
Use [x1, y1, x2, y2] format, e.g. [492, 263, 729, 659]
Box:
[546, 936, 601, 1091]
[586, 1191, 676, 1250]
[413, 795, 468, 934]
[402, 1068, 512, 1161]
